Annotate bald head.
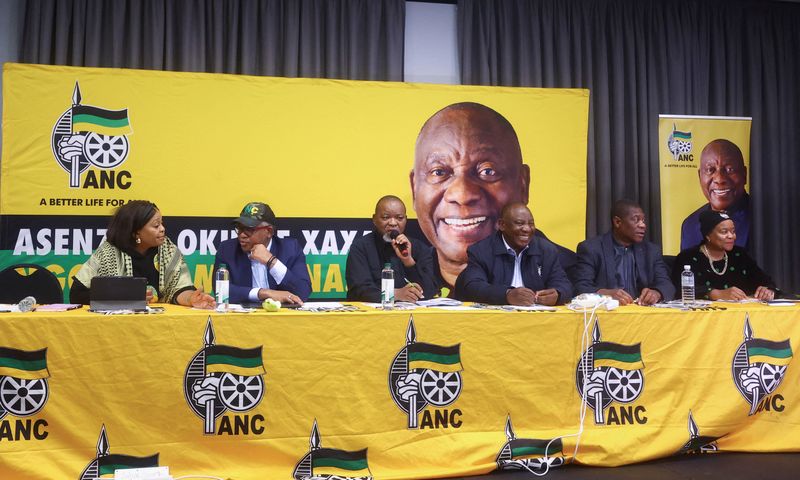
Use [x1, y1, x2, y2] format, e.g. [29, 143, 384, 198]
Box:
[698, 139, 747, 211]
[500, 202, 532, 222]
[416, 102, 521, 153]
[374, 195, 404, 214]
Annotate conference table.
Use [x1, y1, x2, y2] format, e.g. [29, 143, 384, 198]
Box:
[1, 301, 798, 479]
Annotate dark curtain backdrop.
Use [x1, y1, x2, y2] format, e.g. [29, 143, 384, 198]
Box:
[458, 0, 800, 293]
[20, 0, 405, 80]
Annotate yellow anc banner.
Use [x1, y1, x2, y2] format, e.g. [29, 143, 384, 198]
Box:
[0, 63, 589, 299]
[0, 304, 798, 479]
[658, 115, 752, 256]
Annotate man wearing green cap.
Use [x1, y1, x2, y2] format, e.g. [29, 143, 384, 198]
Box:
[214, 202, 311, 304]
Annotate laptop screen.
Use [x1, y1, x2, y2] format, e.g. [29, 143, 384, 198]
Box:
[90, 276, 148, 312]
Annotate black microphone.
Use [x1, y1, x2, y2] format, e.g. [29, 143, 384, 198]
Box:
[389, 230, 409, 254]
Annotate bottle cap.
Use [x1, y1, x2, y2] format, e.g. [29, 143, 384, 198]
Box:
[384, 263, 392, 268]
[683, 265, 690, 270]
[220, 263, 227, 269]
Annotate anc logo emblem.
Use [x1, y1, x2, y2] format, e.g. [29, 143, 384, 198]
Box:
[495, 415, 564, 473]
[575, 320, 645, 425]
[388, 315, 463, 429]
[0, 346, 50, 420]
[52, 82, 133, 188]
[292, 419, 372, 480]
[183, 317, 266, 434]
[78, 425, 158, 479]
[667, 123, 692, 160]
[732, 314, 792, 415]
[677, 411, 719, 455]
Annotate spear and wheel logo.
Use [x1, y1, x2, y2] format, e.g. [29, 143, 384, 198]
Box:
[677, 411, 719, 455]
[183, 317, 266, 434]
[78, 425, 159, 480]
[388, 315, 463, 429]
[575, 320, 645, 424]
[0, 346, 50, 420]
[732, 314, 792, 415]
[291, 419, 373, 480]
[495, 415, 564, 473]
[667, 123, 692, 160]
[51, 82, 133, 187]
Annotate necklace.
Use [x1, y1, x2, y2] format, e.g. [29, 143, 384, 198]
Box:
[701, 245, 728, 276]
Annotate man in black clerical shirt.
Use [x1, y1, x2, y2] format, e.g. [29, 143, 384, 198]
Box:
[345, 195, 438, 302]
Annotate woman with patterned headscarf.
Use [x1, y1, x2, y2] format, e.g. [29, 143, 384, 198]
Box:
[69, 200, 215, 308]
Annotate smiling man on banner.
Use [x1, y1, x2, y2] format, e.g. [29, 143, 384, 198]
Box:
[680, 139, 751, 250]
[411, 102, 575, 293]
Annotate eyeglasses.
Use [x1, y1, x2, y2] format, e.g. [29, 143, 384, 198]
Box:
[235, 225, 271, 236]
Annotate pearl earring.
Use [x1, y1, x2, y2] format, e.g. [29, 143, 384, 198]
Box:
[136, 237, 142, 244]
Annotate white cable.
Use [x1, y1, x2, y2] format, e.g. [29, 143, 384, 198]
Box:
[517, 300, 602, 477]
[175, 476, 225, 480]
[90, 476, 224, 480]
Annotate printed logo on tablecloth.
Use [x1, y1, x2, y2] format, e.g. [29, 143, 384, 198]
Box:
[388, 315, 464, 430]
[667, 123, 693, 161]
[677, 411, 719, 455]
[732, 314, 792, 415]
[183, 317, 266, 436]
[575, 319, 648, 425]
[495, 415, 565, 473]
[51, 82, 134, 190]
[78, 425, 159, 479]
[291, 419, 373, 480]
[0, 346, 50, 442]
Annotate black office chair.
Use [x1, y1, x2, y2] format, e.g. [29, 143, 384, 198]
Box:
[662, 255, 677, 275]
[0, 264, 64, 304]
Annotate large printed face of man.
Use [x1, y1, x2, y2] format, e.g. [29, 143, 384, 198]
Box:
[698, 140, 747, 212]
[411, 103, 530, 278]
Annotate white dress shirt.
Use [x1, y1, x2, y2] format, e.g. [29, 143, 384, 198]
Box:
[502, 236, 529, 288]
[248, 239, 288, 301]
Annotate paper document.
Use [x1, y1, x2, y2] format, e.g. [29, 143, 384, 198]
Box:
[417, 298, 463, 307]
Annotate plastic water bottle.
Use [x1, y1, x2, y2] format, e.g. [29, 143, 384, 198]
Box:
[381, 262, 395, 309]
[681, 265, 695, 305]
[215, 263, 230, 311]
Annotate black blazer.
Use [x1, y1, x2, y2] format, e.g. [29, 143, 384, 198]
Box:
[214, 236, 312, 303]
[345, 232, 438, 302]
[573, 231, 675, 301]
[455, 231, 573, 305]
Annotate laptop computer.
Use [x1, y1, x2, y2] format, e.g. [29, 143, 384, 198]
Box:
[90, 276, 148, 312]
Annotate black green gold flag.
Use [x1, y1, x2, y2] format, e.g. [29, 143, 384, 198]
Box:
[509, 438, 563, 458]
[97, 453, 159, 476]
[0, 347, 49, 379]
[592, 342, 644, 370]
[205, 345, 265, 376]
[72, 105, 132, 136]
[407, 342, 462, 372]
[747, 339, 792, 366]
[312, 447, 370, 477]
